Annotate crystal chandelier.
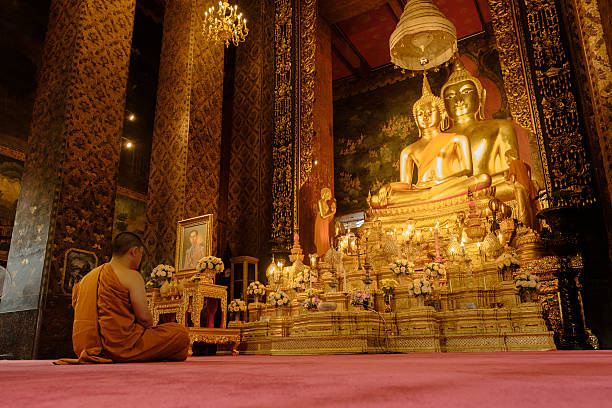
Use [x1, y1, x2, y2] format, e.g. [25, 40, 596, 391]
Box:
[204, 1, 248, 47]
[389, 0, 457, 72]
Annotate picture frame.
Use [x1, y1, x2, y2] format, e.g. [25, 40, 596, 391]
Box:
[176, 214, 213, 272]
[62, 248, 99, 294]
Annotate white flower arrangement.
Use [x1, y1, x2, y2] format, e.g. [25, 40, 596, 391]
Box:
[228, 299, 247, 312]
[514, 273, 540, 291]
[496, 251, 520, 271]
[247, 281, 266, 297]
[424, 261, 446, 279]
[196, 256, 225, 274]
[391, 259, 415, 276]
[268, 290, 290, 307]
[410, 278, 433, 297]
[150, 264, 175, 287]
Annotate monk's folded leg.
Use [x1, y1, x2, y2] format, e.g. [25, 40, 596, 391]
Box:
[110, 323, 190, 363]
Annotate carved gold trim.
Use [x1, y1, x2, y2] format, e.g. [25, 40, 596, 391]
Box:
[272, 0, 295, 248]
[487, 0, 551, 197]
[564, 0, 612, 204]
[298, 0, 316, 189]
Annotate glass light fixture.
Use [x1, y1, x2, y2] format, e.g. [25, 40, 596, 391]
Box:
[389, 0, 457, 71]
[204, 1, 249, 47]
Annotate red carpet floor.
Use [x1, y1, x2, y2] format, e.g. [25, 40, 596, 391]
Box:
[1, 351, 611, 408]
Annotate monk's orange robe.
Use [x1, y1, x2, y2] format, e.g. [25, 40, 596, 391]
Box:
[55, 263, 189, 364]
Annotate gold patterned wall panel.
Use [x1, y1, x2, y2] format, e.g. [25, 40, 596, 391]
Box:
[184, 0, 224, 254]
[144, 0, 193, 270]
[227, 0, 274, 258]
[561, 0, 612, 208]
[519, 0, 595, 207]
[488, 0, 550, 196]
[489, 0, 596, 207]
[272, 0, 295, 251]
[298, 0, 316, 189]
[0, 0, 135, 359]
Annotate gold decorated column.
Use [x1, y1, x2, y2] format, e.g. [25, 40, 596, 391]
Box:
[0, 0, 135, 358]
[144, 0, 193, 269]
[145, 0, 224, 269]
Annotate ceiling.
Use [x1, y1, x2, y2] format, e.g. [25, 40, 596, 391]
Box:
[319, 0, 493, 81]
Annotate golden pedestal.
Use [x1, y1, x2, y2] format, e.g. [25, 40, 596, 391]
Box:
[235, 192, 560, 354]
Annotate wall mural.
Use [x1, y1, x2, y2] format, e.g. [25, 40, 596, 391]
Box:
[113, 194, 146, 238]
[333, 35, 542, 214]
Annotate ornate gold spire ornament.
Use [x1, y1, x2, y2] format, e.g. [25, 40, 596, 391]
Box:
[204, 1, 249, 47]
[389, 0, 457, 71]
[412, 73, 446, 122]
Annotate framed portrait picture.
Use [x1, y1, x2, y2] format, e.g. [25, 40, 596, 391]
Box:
[62, 248, 99, 294]
[176, 214, 213, 272]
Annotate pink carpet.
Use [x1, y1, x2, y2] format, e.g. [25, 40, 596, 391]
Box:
[1, 351, 611, 407]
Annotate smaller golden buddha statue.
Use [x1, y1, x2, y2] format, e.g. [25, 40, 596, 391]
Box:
[314, 187, 336, 257]
[399, 74, 473, 188]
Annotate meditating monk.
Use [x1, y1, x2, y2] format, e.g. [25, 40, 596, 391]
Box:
[55, 232, 189, 364]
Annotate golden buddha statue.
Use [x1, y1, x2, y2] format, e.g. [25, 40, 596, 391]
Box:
[369, 60, 519, 209]
[399, 75, 473, 188]
[369, 75, 490, 208]
[441, 59, 519, 179]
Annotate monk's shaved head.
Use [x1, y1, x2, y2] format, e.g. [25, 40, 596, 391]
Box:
[112, 232, 144, 256]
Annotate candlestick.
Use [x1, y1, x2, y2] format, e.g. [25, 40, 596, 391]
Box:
[343, 268, 347, 292]
[484, 276, 487, 291]
[434, 229, 440, 260]
[449, 279, 453, 293]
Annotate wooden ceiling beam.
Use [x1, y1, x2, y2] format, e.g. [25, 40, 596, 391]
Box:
[332, 44, 359, 76]
[389, 1, 404, 21]
[319, 0, 390, 25]
[331, 24, 372, 72]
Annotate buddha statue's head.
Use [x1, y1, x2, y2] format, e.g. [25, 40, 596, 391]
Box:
[413, 74, 447, 133]
[441, 58, 486, 123]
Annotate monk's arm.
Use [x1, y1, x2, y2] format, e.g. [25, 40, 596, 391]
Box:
[127, 273, 154, 328]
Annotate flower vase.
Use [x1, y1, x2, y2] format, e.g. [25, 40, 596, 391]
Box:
[275, 307, 283, 317]
[254, 295, 260, 306]
[417, 296, 425, 307]
[502, 267, 513, 281]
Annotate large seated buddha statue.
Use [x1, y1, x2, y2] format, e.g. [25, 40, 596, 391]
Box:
[369, 60, 519, 209]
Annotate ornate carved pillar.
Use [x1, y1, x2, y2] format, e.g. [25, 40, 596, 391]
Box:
[225, 0, 274, 259]
[489, 0, 612, 348]
[144, 0, 193, 270]
[0, 0, 135, 359]
[145, 0, 224, 269]
[272, 0, 318, 255]
[184, 0, 224, 250]
[271, 0, 296, 253]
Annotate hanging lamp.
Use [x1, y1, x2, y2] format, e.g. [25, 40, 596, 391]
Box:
[389, 0, 457, 71]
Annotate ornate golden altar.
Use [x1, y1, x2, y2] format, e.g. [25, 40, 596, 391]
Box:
[236, 192, 557, 355]
[146, 280, 240, 355]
